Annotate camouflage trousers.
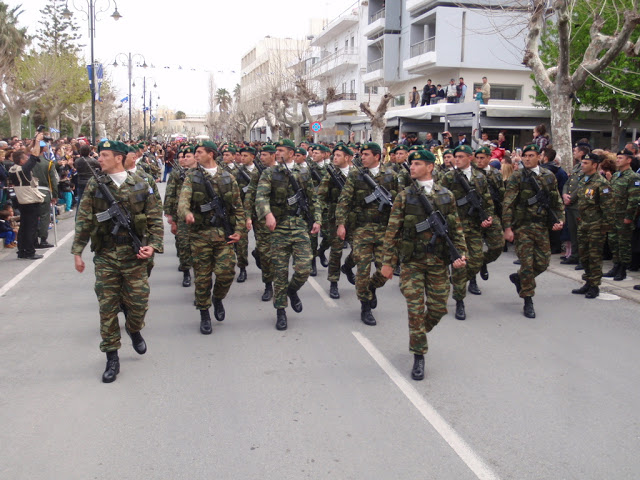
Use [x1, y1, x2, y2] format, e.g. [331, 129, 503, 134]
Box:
[310, 231, 319, 259]
[236, 231, 249, 268]
[451, 226, 483, 301]
[254, 221, 274, 284]
[190, 227, 236, 309]
[93, 246, 149, 352]
[400, 258, 450, 355]
[514, 223, 550, 298]
[271, 219, 312, 309]
[608, 214, 634, 265]
[326, 221, 353, 282]
[482, 217, 504, 265]
[578, 222, 606, 286]
[352, 224, 389, 302]
[175, 219, 192, 271]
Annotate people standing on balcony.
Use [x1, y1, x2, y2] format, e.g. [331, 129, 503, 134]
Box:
[410, 87, 420, 108]
[457, 77, 467, 103]
[481, 77, 491, 104]
[446, 79, 458, 103]
[436, 84, 446, 102]
[421, 80, 437, 106]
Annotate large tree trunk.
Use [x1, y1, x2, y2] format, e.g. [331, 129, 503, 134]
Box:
[548, 90, 573, 172]
[8, 106, 21, 138]
[371, 125, 383, 146]
[611, 107, 622, 151]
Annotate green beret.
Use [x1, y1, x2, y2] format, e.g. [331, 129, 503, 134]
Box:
[408, 149, 436, 164]
[220, 145, 236, 154]
[316, 144, 331, 153]
[348, 142, 357, 148]
[295, 147, 307, 156]
[333, 144, 354, 156]
[361, 142, 381, 154]
[98, 140, 128, 155]
[261, 145, 276, 153]
[618, 149, 635, 157]
[443, 149, 454, 156]
[522, 144, 540, 154]
[408, 144, 422, 152]
[475, 146, 491, 156]
[276, 139, 296, 151]
[583, 152, 602, 163]
[454, 145, 474, 155]
[181, 145, 196, 155]
[196, 140, 218, 152]
[240, 146, 256, 156]
[137, 143, 145, 150]
[390, 146, 399, 154]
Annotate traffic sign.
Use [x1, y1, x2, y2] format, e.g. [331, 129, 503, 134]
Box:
[311, 121, 322, 132]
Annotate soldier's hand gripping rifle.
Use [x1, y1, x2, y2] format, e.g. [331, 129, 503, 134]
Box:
[88, 163, 143, 255]
[254, 154, 266, 175]
[352, 157, 393, 212]
[453, 167, 490, 222]
[410, 180, 462, 262]
[282, 164, 314, 230]
[233, 161, 253, 193]
[326, 162, 346, 190]
[197, 164, 235, 241]
[522, 167, 561, 225]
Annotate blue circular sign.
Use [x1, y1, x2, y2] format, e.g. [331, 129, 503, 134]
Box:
[311, 121, 322, 132]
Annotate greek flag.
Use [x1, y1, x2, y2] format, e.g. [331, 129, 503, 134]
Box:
[50, 127, 60, 133]
[120, 95, 129, 103]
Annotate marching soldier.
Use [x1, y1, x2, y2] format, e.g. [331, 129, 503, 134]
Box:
[381, 150, 467, 380]
[177, 141, 246, 334]
[571, 153, 613, 298]
[255, 139, 321, 331]
[603, 149, 640, 281]
[335, 142, 399, 326]
[503, 145, 564, 318]
[439, 145, 495, 320]
[72, 140, 164, 383]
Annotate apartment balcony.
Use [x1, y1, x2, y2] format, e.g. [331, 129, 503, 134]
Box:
[311, 13, 359, 46]
[363, 8, 385, 38]
[406, 0, 436, 15]
[403, 37, 437, 74]
[308, 48, 359, 79]
[309, 93, 360, 117]
[362, 58, 384, 84]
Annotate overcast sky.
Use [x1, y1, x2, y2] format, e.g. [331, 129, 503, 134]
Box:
[11, 0, 356, 115]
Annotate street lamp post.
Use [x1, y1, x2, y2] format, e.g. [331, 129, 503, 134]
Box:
[112, 52, 147, 141]
[62, 0, 122, 145]
[149, 90, 159, 141]
[133, 76, 156, 141]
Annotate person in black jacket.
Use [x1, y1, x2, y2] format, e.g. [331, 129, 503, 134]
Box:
[74, 144, 100, 204]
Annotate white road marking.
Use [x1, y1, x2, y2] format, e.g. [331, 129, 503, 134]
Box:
[352, 331, 502, 480]
[307, 277, 338, 308]
[0, 230, 75, 297]
[598, 293, 620, 301]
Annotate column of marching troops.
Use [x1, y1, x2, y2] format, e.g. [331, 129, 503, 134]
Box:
[71, 137, 640, 383]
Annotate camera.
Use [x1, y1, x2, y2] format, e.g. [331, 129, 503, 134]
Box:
[36, 125, 53, 143]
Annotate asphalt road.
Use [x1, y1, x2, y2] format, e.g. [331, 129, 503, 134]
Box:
[2, 185, 640, 480]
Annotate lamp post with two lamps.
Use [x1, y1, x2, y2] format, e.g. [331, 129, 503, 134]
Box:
[112, 53, 147, 141]
[132, 77, 156, 141]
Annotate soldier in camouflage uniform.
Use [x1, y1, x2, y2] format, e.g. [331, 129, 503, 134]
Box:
[164, 147, 194, 287]
[603, 149, 640, 281]
[335, 142, 399, 326]
[439, 145, 495, 320]
[177, 141, 246, 334]
[72, 140, 164, 383]
[32, 147, 58, 248]
[381, 150, 467, 381]
[244, 145, 277, 301]
[503, 145, 564, 318]
[474, 146, 505, 281]
[570, 153, 614, 299]
[255, 139, 322, 330]
[315, 144, 354, 299]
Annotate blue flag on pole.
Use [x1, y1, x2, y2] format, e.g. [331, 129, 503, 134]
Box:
[120, 95, 129, 103]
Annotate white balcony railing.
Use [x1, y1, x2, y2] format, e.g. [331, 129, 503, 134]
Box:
[367, 58, 383, 73]
[369, 8, 385, 24]
[410, 37, 436, 57]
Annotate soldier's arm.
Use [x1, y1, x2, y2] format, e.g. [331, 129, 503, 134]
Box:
[382, 191, 406, 267]
[230, 178, 247, 235]
[315, 175, 331, 214]
[600, 181, 614, 230]
[625, 176, 640, 221]
[177, 173, 194, 221]
[501, 174, 520, 230]
[335, 173, 355, 226]
[496, 172, 506, 200]
[305, 178, 321, 225]
[549, 176, 565, 224]
[447, 194, 468, 258]
[49, 162, 59, 198]
[145, 185, 165, 254]
[71, 178, 97, 255]
[479, 176, 496, 217]
[148, 175, 161, 204]
[163, 173, 177, 217]
[255, 169, 273, 221]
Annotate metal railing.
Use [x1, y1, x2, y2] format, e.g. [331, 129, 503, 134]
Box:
[410, 37, 436, 57]
[335, 92, 357, 101]
[310, 48, 358, 74]
[367, 58, 384, 72]
[369, 8, 385, 24]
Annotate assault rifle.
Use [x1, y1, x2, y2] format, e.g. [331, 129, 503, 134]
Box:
[234, 161, 252, 193]
[486, 177, 502, 218]
[326, 162, 346, 190]
[352, 157, 393, 211]
[88, 163, 143, 255]
[282, 163, 314, 230]
[254, 155, 266, 175]
[522, 167, 561, 225]
[410, 180, 462, 262]
[305, 157, 324, 184]
[453, 167, 491, 222]
[197, 164, 235, 240]
[174, 162, 186, 181]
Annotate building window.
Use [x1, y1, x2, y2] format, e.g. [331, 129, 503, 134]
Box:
[365, 86, 379, 94]
[342, 82, 347, 93]
[350, 79, 356, 93]
[345, 39, 349, 50]
[474, 84, 523, 101]
[394, 95, 406, 107]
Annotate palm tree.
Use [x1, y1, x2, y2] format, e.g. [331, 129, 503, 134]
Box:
[0, 3, 29, 77]
[215, 88, 232, 113]
[233, 83, 241, 105]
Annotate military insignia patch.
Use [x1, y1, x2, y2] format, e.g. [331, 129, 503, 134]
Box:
[585, 188, 594, 199]
[602, 188, 610, 194]
[103, 141, 110, 147]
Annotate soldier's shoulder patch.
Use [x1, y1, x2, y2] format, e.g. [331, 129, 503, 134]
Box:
[602, 188, 610, 194]
[149, 187, 154, 194]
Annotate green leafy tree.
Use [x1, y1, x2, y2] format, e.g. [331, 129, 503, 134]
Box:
[215, 88, 232, 113]
[35, 0, 81, 56]
[175, 110, 186, 119]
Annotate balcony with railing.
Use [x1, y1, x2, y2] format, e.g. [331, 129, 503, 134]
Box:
[369, 8, 385, 23]
[363, 57, 384, 84]
[403, 36, 437, 74]
[308, 47, 358, 78]
[410, 37, 435, 57]
[367, 58, 383, 73]
[363, 8, 386, 38]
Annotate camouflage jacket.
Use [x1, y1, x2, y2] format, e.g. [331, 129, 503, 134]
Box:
[243, 168, 263, 222]
[610, 168, 640, 220]
[577, 173, 613, 229]
[315, 165, 350, 224]
[163, 167, 188, 219]
[478, 166, 505, 216]
[71, 171, 164, 255]
[132, 166, 161, 204]
[439, 166, 495, 228]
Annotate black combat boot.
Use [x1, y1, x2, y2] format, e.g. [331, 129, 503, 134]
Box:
[213, 298, 225, 321]
[252, 249, 262, 270]
[182, 269, 191, 287]
[585, 285, 599, 299]
[571, 282, 590, 294]
[200, 309, 212, 335]
[287, 287, 303, 313]
[603, 263, 619, 278]
[341, 263, 355, 285]
[237, 267, 247, 283]
[369, 285, 378, 309]
[411, 354, 425, 381]
[509, 273, 521, 294]
[468, 277, 481, 295]
[261, 282, 273, 302]
[523, 297, 536, 318]
[329, 282, 340, 299]
[276, 308, 287, 330]
[102, 351, 120, 383]
[125, 325, 147, 355]
[455, 300, 466, 320]
[614, 264, 627, 281]
[480, 263, 489, 280]
[318, 248, 328, 267]
[360, 301, 377, 326]
[310, 258, 317, 277]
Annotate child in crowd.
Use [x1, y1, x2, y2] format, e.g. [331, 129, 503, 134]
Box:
[58, 170, 74, 212]
[474, 87, 484, 104]
[0, 206, 18, 248]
